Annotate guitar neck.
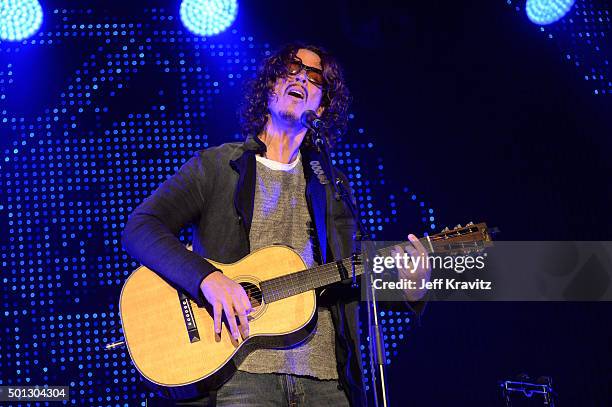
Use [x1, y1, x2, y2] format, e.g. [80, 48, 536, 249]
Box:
[258, 222, 493, 303]
[259, 237, 433, 303]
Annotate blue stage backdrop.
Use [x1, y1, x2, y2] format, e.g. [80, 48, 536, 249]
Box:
[1, 0, 611, 406]
[0, 3, 436, 406]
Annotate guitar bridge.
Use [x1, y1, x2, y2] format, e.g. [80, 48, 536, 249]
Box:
[178, 292, 200, 343]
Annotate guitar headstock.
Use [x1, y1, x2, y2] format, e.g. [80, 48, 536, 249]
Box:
[427, 222, 496, 256]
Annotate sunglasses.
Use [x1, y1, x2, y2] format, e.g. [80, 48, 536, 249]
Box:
[286, 57, 325, 88]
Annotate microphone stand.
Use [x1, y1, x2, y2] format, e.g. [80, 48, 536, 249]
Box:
[310, 128, 389, 407]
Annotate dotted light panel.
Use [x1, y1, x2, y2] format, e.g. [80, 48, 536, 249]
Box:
[0, 5, 435, 406]
[359, 310, 414, 394]
[508, 0, 611, 96]
[0, 0, 43, 41]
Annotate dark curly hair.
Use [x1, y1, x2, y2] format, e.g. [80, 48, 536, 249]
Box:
[238, 43, 351, 148]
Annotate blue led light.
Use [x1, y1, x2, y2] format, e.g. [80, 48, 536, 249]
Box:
[526, 0, 575, 25]
[0, 0, 43, 41]
[180, 0, 238, 37]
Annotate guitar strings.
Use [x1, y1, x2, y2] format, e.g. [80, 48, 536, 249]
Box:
[242, 241, 486, 305]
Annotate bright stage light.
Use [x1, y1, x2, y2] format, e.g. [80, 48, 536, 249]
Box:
[180, 0, 238, 37]
[0, 0, 43, 41]
[526, 0, 575, 25]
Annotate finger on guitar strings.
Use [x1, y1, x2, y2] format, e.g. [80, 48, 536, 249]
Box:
[213, 302, 223, 342]
[407, 234, 428, 258]
[234, 305, 250, 339]
[221, 298, 241, 343]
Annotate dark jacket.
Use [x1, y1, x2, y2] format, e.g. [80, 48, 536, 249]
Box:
[122, 136, 410, 405]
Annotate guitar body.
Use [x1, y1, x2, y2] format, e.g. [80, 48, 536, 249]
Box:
[119, 245, 317, 400]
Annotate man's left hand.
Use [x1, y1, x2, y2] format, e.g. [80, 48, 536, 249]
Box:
[393, 234, 431, 302]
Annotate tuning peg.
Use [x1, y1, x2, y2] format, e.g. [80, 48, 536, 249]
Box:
[441, 227, 450, 232]
[466, 221, 474, 226]
[454, 224, 462, 229]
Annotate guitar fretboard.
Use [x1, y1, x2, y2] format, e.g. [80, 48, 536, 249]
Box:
[259, 238, 432, 303]
[258, 222, 492, 303]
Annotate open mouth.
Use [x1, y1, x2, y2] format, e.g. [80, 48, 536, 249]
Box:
[287, 87, 305, 100]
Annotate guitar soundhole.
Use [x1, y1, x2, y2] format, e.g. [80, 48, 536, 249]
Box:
[240, 282, 263, 308]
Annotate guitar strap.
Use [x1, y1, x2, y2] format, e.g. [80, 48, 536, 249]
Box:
[307, 219, 324, 265]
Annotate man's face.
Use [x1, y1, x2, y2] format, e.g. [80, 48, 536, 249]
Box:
[268, 48, 325, 126]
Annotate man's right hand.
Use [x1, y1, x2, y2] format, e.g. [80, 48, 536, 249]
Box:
[199, 271, 252, 341]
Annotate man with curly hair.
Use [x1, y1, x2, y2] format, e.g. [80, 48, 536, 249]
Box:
[122, 43, 428, 406]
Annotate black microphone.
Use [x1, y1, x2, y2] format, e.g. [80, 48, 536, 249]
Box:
[300, 110, 324, 131]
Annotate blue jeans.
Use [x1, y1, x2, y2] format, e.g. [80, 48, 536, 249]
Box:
[176, 371, 350, 407]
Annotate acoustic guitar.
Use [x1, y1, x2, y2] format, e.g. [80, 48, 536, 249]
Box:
[119, 222, 494, 400]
